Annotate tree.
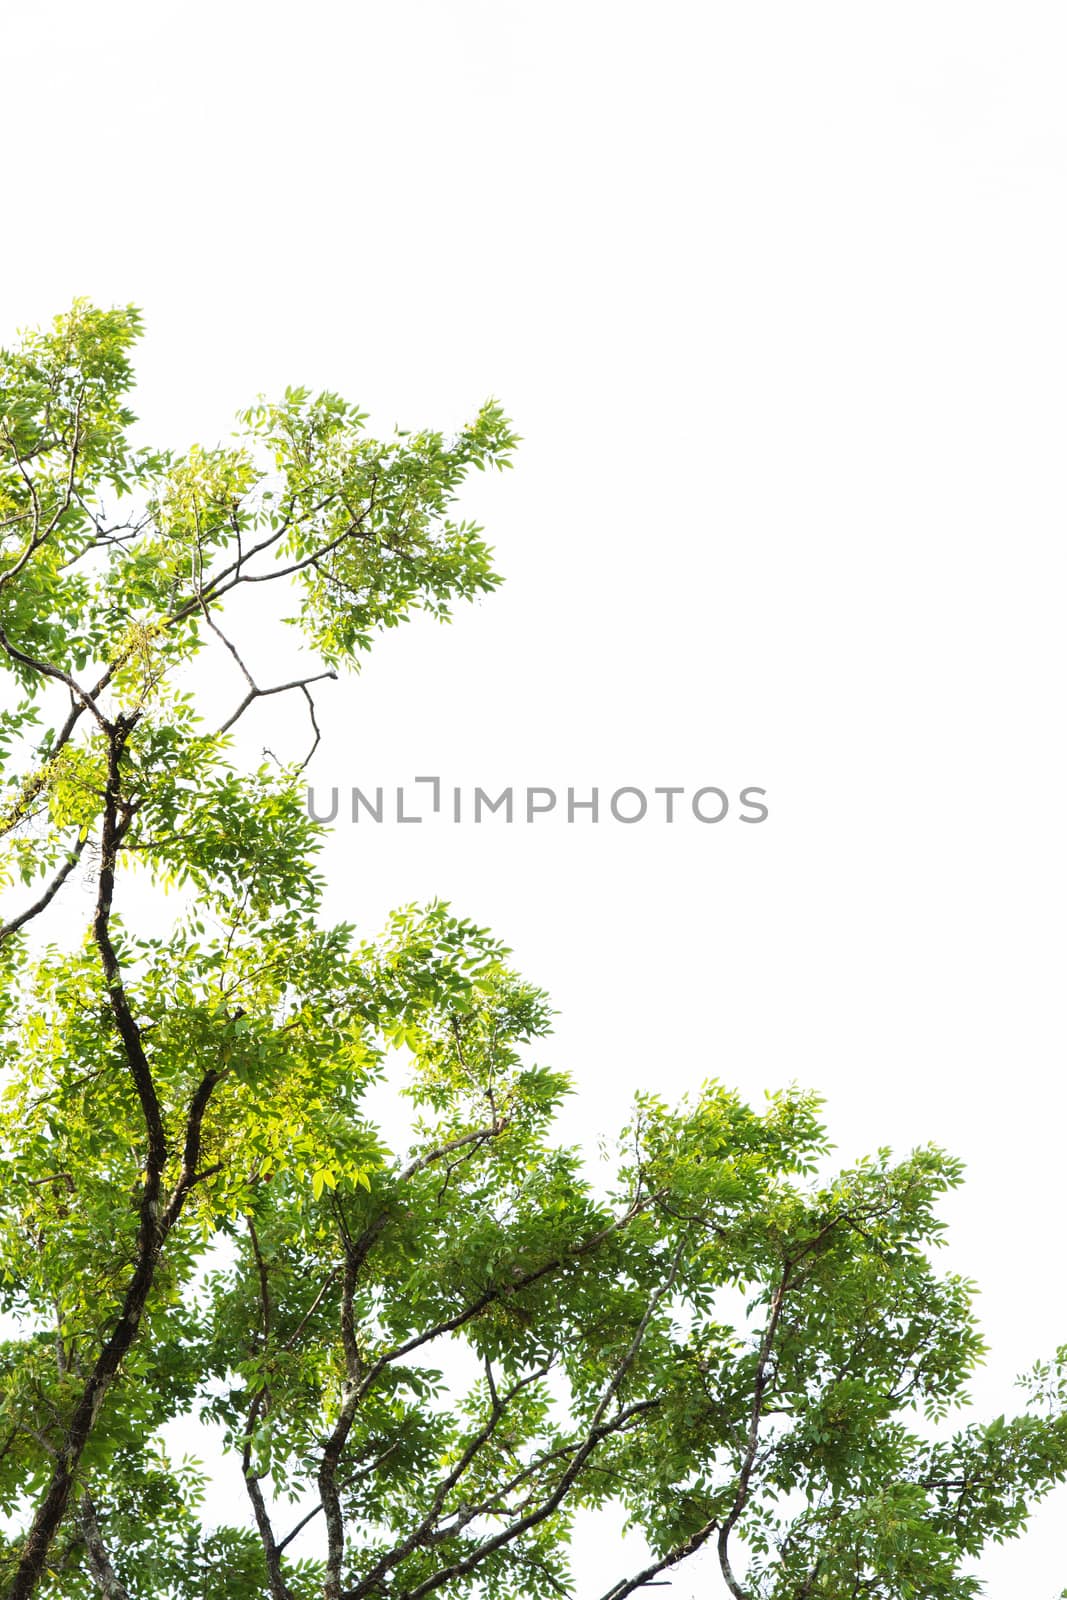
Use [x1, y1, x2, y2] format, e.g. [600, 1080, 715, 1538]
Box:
[0, 302, 1064, 1600]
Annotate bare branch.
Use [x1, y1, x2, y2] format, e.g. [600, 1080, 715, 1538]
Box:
[197, 598, 257, 690]
[275, 1503, 324, 1557]
[216, 669, 337, 739]
[297, 680, 324, 771]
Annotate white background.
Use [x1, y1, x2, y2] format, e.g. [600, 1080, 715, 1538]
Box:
[3, 3, 1066, 1594]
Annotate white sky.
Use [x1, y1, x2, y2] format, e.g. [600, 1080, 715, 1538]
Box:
[3, 2, 1067, 1594]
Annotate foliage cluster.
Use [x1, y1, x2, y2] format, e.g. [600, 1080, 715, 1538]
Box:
[0, 304, 1064, 1600]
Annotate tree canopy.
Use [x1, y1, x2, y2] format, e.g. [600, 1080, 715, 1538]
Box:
[0, 302, 1064, 1600]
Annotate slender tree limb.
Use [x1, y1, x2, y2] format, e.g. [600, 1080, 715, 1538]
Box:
[350, 1359, 553, 1597]
[216, 669, 337, 738]
[0, 661, 122, 848]
[284, 1267, 342, 1353]
[79, 1493, 132, 1600]
[161, 1065, 222, 1230]
[430, 1396, 660, 1538]
[243, 1472, 295, 1600]
[247, 1214, 273, 1346]
[275, 1438, 406, 1557]
[196, 598, 256, 691]
[275, 1503, 325, 1557]
[397, 1115, 512, 1184]
[716, 1264, 792, 1600]
[0, 629, 112, 733]
[0, 833, 86, 942]
[35, 393, 85, 544]
[297, 681, 324, 771]
[0, 420, 43, 547]
[240, 1386, 294, 1600]
[343, 1232, 691, 1600]
[349, 1186, 665, 1409]
[166, 485, 347, 618]
[227, 507, 375, 585]
[320, 1250, 363, 1600]
[597, 1516, 720, 1600]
